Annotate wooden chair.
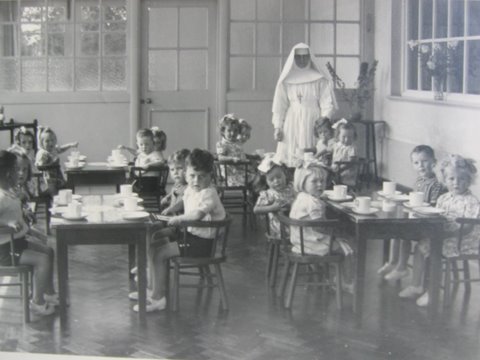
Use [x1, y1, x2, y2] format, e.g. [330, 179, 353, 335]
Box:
[129, 164, 169, 211]
[214, 159, 255, 228]
[29, 172, 52, 234]
[442, 217, 480, 308]
[263, 213, 283, 289]
[0, 226, 32, 323]
[169, 215, 232, 312]
[276, 213, 344, 309]
[333, 158, 369, 191]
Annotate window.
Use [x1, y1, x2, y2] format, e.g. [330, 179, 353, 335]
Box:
[405, 0, 480, 96]
[0, 0, 127, 92]
[228, 0, 362, 91]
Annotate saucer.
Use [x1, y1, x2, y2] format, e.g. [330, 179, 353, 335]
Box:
[413, 207, 445, 216]
[352, 207, 379, 215]
[62, 213, 88, 221]
[123, 205, 145, 212]
[404, 201, 429, 209]
[114, 197, 144, 206]
[122, 211, 150, 221]
[340, 201, 356, 209]
[327, 194, 353, 202]
[377, 190, 402, 197]
[50, 207, 69, 215]
[386, 194, 409, 202]
[65, 162, 86, 170]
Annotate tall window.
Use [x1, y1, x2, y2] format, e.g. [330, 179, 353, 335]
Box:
[228, 0, 362, 91]
[405, 0, 480, 96]
[0, 0, 127, 92]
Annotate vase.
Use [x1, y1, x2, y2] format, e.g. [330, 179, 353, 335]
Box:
[433, 76, 444, 101]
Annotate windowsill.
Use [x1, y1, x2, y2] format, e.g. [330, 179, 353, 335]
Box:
[387, 93, 480, 109]
[0, 91, 130, 105]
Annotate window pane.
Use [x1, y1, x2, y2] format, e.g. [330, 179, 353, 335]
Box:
[230, 23, 254, 54]
[79, 32, 99, 55]
[0, 58, 18, 90]
[21, 23, 44, 56]
[420, 0, 433, 39]
[468, 0, 480, 36]
[47, 0, 67, 22]
[467, 40, 480, 94]
[310, 0, 333, 20]
[22, 58, 46, 91]
[104, 21, 126, 32]
[20, 1, 44, 22]
[179, 50, 206, 90]
[435, 0, 447, 38]
[0, 25, 17, 56]
[230, 0, 254, 20]
[310, 23, 334, 55]
[408, 0, 419, 40]
[448, 41, 463, 93]
[258, 0, 281, 21]
[81, 23, 99, 31]
[420, 44, 432, 90]
[256, 57, 280, 90]
[102, 57, 126, 91]
[229, 57, 253, 90]
[180, 7, 208, 48]
[314, 56, 333, 74]
[337, 0, 359, 21]
[0, 1, 19, 22]
[77, 2, 100, 22]
[149, 50, 176, 91]
[257, 23, 280, 55]
[336, 24, 359, 55]
[284, 0, 307, 20]
[335, 57, 360, 88]
[149, 7, 177, 48]
[104, 3, 127, 22]
[104, 32, 125, 55]
[76, 58, 99, 90]
[451, 0, 464, 37]
[48, 57, 73, 91]
[283, 23, 307, 55]
[48, 33, 66, 56]
[406, 44, 419, 90]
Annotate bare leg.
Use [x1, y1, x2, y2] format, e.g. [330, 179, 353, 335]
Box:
[19, 249, 52, 304]
[411, 244, 426, 288]
[395, 239, 411, 271]
[27, 241, 55, 294]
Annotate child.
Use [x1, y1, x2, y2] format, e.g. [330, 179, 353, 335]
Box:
[238, 119, 252, 145]
[254, 154, 295, 237]
[35, 127, 78, 195]
[331, 119, 357, 187]
[0, 150, 57, 315]
[399, 154, 480, 306]
[151, 126, 167, 154]
[132, 149, 226, 312]
[9, 126, 36, 167]
[160, 149, 190, 213]
[378, 145, 446, 280]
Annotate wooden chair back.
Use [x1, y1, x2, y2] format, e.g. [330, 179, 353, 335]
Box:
[214, 159, 250, 190]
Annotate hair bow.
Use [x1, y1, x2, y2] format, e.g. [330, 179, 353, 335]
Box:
[331, 118, 348, 130]
[150, 126, 160, 132]
[258, 152, 283, 173]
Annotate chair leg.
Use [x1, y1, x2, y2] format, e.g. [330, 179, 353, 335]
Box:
[443, 260, 452, 309]
[165, 260, 170, 308]
[269, 243, 280, 288]
[21, 273, 30, 323]
[266, 242, 274, 285]
[278, 259, 291, 298]
[284, 262, 299, 309]
[204, 265, 214, 286]
[172, 262, 180, 312]
[214, 264, 229, 311]
[463, 260, 471, 295]
[333, 263, 343, 310]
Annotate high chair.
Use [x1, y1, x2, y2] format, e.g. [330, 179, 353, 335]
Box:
[0, 226, 32, 323]
[276, 213, 344, 309]
[129, 164, 169, 211]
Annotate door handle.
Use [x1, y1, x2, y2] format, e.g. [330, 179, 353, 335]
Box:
[140, 98, 153, 104]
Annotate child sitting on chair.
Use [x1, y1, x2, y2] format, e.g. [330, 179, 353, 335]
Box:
[331, 119, 358, 187]
[35, 126, 78, 195]
[151, 127, 167, 155]
[132, 149, 226, 312]
[160, 149, 190, 213]
[238, 119, 252, 145]
[399, 154, 480, 306]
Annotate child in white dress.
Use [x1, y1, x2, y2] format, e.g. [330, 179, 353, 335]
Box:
[160, 149, 190, 213]
[331, 120, 358, 187]
[151, 126, 167, 155]
[399, 154, 480, 306]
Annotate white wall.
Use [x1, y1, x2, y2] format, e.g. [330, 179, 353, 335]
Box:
[374, 0, 480, 195]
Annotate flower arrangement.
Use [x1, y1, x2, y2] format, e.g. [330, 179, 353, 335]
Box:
[326, 60, 378, 121]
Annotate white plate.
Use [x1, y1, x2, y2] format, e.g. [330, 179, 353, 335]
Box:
[327, 194, 353, 202]
[108, 163, 128, 168]
[72, 194, 82, 200]
[386, 194, 409, 202]
[65, 163, 86, 170]
[352, 207, 379, 215]
[50, 207, 68, 215]
[78, 155, 87, 161]
[114, 197, 144, 206]
[377, 190, 402, 197]
[116, 193, 139, 198]
[62, 213, 88, 220]
[413, 207, 446, 216]
[404, 201, 430, 209]
[122, 211, 150, 221]
[340, 201, 356, 209]
[123, 205, 145, 212]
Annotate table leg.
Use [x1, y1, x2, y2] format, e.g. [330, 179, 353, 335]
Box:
[56, 231, 69, 321]
[354, 224, 367, 326]
[428, 225, 442, 321]
[136, 236, 147, 320]
[128, 244, 136, 279]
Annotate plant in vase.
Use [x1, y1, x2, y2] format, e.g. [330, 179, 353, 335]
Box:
[326, 60, 378, 122]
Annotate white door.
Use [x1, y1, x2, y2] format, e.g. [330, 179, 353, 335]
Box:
[141, 0, 217, 157]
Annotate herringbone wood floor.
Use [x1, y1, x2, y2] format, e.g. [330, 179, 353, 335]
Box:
[1, 210, 479, 360]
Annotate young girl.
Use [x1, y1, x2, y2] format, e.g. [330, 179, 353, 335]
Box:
[238, 119, 252, 145]
[151, 127, 167, 155]
[160, 149, 190, 213]
[35, 127, 78, 195]
[378, 145, 446, 281]
[313, 117, 334, 166]
[399, 154, 480, 306]
[9, 127, 36, 167]
[132, 149, 226, 312]
[254, 154, 296, 237]
[0, 150, 57, 316]
[331, 119, 357, 187]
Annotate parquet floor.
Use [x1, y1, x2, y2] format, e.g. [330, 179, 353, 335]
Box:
[1, 211, 479, 360]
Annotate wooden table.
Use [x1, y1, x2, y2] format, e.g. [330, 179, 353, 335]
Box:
[64, 162, 128, 192]
[50, 194, 149, 322]
[325, 195, 445, 325]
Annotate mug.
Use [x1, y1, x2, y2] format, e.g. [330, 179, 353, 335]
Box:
[333, 185, 348, 199]
[409, 191, 424, 207]
[70, 150, 80, 159]
[120, 184, 133, 196]
[67, 201, 82, 217]
[124, 197, 138, 211]
[382, 200, 396, 212]
[355, 196, 371, 212]
[58, 189, 72, 205]
[383, 181, 396, 195]
[69, 157, 79, 167]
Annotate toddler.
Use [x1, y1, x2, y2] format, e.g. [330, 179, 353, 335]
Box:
[331, 119, 357, 187]
[35, 127, 78, 195]
[9, 127, 36, 167]
[151, 127, 167, 154]
[0, 150, 57, 315]
[399, 154, 480, 306]
[378, 145, 446, 281]
[238, 119, 252, 145]
[131, 149, 226, 312]
[160, 149, 190, 213]
[254, 154, 296, 237]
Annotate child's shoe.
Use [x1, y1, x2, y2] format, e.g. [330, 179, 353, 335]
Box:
[133, 297, 166, 312]
[384, 269, 409, 281]
[30, 300, 55, 316]
[377, 262, 395, 276]
[398, 286, 423, 298]
[43, 293, 60, 306]
[128, 289, 153, 301]
[130, 266, 137, 275]
[416, 292, 429, 307]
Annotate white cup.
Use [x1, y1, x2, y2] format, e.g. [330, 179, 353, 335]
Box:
[69, 157, 79, 167]
[382, 200, 396, 212]
[409, 191, 424, 207]
[124, 197, 138, 211]
[67, 201, 82, 217]
[58, 189, 72, 205]
[120, 184, 133, 196]
[383, 181, 396, 195]
[333, 185, 348, 199]
[70, 150, 80, 159]
[355, 196, 371, 212]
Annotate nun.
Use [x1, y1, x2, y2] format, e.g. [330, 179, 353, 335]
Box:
[272, 43, 337, 167]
